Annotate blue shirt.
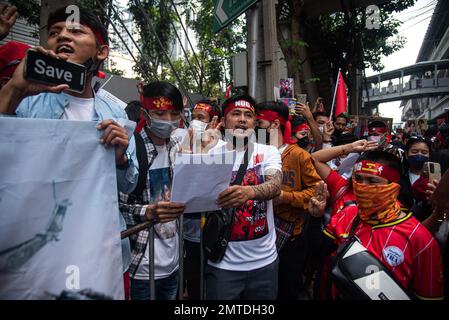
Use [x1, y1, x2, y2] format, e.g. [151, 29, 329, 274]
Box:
[16, 91, 138, 272]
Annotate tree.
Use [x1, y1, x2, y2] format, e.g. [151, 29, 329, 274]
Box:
[276, 0, 416, 108]
[180, 0, 246, 98]
[128, 0, 176, 83]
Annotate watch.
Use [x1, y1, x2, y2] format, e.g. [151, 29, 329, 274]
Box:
[116, 151, 131, 170]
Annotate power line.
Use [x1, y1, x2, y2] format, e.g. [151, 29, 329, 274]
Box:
[94, 0, 140, 73]
[134, 0, 194, 106]
[168, 0, 204, 83]
[95, 0, 154, 80]
[160, 1, 202, 91]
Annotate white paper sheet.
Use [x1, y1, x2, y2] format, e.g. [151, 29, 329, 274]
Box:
[0, 117, 124, 300]
[171, 151, 236, 213]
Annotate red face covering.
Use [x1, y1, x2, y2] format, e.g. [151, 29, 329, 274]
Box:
[352, 161, 402, 224]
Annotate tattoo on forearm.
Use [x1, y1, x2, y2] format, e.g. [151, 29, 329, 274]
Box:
[250, 169, 282, 200]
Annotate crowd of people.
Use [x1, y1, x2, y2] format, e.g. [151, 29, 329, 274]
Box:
[1, 5, 448, 300]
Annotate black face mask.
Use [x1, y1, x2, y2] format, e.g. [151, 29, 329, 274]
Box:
[296, 136, 309, 149]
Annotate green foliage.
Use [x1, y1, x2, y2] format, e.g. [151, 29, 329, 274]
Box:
[9, 0, 40, 26]
[128, 0, 176, 82]
[180, 0, 246, 98]
[315, 0, 416, 73]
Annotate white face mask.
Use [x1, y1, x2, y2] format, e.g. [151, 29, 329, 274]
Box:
[368, 135, 382, 143]
[190, 119, 208, 133]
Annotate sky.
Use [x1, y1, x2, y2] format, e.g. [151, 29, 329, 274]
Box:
[365, 0, 437, 124]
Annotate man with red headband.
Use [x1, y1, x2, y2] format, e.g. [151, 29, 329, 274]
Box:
[255, 101, 322, 300]
[0, 8, 135, 184]
[205, 94, 282, 300]
[119, 81, 186, 300]
[0, 41, 31, 89]
[0, 8, 139, 298]
[310, 150, 444, 300]
[368, 120, 405, 166]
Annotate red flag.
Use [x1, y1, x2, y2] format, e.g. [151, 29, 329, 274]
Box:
[334, 71, 347, 117]
[225, 83, 232, 99]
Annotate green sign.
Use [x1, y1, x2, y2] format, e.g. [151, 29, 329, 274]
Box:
[213, 0, 260, 33]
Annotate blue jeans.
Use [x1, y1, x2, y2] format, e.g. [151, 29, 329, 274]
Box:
[131, 270, 179, 300]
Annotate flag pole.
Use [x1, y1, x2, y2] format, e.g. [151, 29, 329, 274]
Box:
[330, 68, 341, 119]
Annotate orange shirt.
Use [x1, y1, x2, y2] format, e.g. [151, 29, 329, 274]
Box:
[275, 144, 322, 236]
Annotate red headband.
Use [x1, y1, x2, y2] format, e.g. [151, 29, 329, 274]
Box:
[93, 30, 106, 47]
[135, 96, 176, 133]
[292, 123, 309, 133]
[256, 110, 292, 144]
[193, 103, 219, 118]
[369, 127, 387, 134]
[353, 160, 400, 183]
[223, 100, 255, 116]
[142, 97, 176, 111]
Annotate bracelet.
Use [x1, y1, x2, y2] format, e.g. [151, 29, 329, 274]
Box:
[341, 145, 346, 155]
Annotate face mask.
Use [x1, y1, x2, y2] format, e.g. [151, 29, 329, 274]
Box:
[147, 117, 179, 139]
[296, 136, 309, 149]
[190, 119, 208, 133]
[254, 126, 270, 144]
[367, 135, 382, 143]
[352, 179, 402, 224]
[408, 154, 428, 170]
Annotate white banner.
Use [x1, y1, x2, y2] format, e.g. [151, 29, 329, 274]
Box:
[0, 118, 124, 300]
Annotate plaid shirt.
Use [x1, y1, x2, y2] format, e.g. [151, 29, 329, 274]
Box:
[119, 128, 181, 278]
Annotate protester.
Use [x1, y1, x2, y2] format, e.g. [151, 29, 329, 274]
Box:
[367, 120, 405, 164]
[313, 111, 330, 134]
[255, 100, 322, 299]
[119, 81, 186, 300]
[0, 9, 139, 292]
[398, 136, 433, 219]
[310, 150, 445, 300]
[332, 113, 348, 138]
[204, 94, 282, 300]
[294, 102, 323, 150]
[183, 99, 223, 300]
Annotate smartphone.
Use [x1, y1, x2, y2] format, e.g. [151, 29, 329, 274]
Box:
[296, 94, 307, 105]
[24, 49, 87, 93]
[423, 162, 442, 183]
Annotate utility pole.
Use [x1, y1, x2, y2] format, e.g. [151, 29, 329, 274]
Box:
[247, 3, 259, 99]
[262, 0, 279, 102]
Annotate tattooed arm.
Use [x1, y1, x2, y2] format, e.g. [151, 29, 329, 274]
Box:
[250, 168, 282, 200]
[217, 169, 282, 209]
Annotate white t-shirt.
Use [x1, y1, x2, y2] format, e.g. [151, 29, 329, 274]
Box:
[208, 142, 281, 271]
[61, 94, 95, 121]
[134, 144, 179, 280]
[409, 172, 421, 185]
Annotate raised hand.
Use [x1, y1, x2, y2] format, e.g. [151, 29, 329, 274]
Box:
[0, 5, 18, 40]
[350, 139, 379, 153]
[308, 181, 327, 218]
